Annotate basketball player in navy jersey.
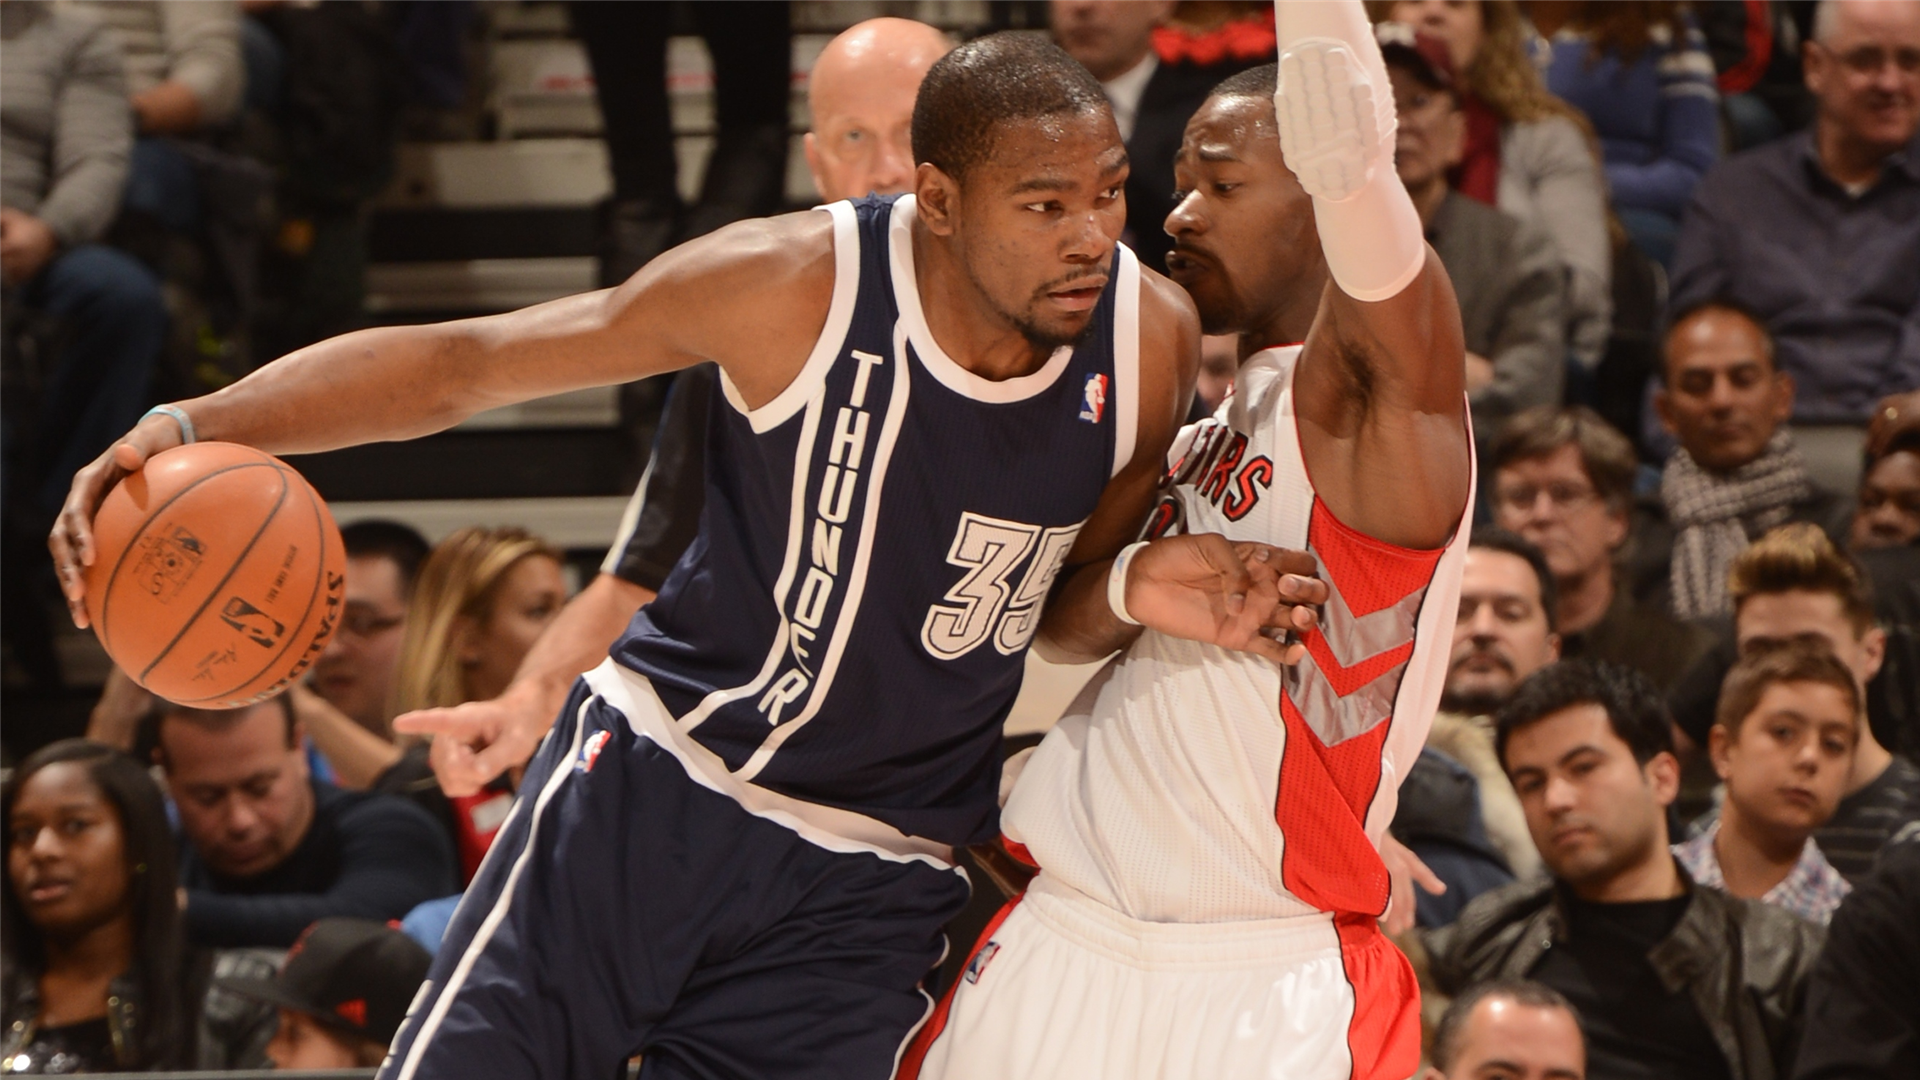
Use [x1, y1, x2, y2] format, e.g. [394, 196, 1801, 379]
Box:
[52, 34, 1327, 1080]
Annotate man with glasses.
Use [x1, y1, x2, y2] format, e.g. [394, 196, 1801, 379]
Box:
[1490, 406, 1713, 691]
[1671, 0, 1920, 497]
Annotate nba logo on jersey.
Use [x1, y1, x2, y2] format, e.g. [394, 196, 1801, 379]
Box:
[963, 941, 1001, 984]
[1079, 373, 1107, 423]
[577, 730, 612, 773]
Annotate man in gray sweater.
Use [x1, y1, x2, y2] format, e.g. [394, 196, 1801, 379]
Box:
[1, 1, 165, 523]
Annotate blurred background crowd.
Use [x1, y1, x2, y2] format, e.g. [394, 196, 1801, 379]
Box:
[2, 0, 1917, 1076]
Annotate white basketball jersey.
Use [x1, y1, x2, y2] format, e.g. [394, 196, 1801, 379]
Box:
[1003, 345, 1473, 923]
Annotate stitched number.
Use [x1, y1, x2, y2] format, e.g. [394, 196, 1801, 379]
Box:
[995, 524, 1082, 655]
[921, 514, 1041, 660]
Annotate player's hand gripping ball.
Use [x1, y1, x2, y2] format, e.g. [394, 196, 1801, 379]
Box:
[84, 443, 347, 708]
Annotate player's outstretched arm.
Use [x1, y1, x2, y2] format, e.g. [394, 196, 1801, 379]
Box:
[1278, 0, 1472, 552]
[394, 572, 652, 796]
[51, 213, 836, 627]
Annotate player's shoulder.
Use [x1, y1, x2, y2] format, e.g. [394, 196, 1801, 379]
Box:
[1134, 261, 1201, 379]
[664, 209, 838, 293]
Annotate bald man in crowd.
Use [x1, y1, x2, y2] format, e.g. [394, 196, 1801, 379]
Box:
[395, 18, 953, 791]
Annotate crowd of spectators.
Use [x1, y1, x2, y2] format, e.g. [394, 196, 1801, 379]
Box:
[3, 0, 1919, 1075]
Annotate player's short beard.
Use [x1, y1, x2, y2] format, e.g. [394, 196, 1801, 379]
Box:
[969, 263, 1101, 353]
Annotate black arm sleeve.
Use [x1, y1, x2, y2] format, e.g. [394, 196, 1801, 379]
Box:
[184, 794, 459, 948]
[603, 364, 715, 592]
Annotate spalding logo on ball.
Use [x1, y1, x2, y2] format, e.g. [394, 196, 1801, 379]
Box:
[85, 443, 347, 709]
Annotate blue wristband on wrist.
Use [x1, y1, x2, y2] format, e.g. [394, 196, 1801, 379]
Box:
[143, 404, 196, 445]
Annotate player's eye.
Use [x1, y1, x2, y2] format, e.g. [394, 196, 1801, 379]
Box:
[1025, 201, 1061, 214]
[1212, 182, 1240, 195]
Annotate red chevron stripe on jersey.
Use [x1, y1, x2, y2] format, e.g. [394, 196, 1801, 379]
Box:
[1277, 498, 1445, 917]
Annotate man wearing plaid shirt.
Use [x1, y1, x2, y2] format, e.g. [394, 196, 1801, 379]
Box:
[1673, 642, 1861, 925]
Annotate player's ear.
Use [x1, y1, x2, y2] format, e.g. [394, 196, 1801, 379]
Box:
[915, 162, 960, 236]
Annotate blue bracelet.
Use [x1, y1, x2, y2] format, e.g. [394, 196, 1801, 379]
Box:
[142, 404, 197, 445]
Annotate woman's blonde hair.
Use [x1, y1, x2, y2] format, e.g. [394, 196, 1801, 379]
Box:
[1367, 0, 1588, 125]
[394, 526, 562, 716]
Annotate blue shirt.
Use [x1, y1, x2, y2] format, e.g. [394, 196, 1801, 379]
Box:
[1672, 130, 1920, 424]
[1541, 20, 1721, 217]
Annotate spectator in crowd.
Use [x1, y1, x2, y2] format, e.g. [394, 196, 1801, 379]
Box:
[1053, 0, 1267, 274]
[1381, 24, 1566, 449]
[64, 0, 242, 243]
[801, 18, 950, 206]
[155, 694, 456, 949]
[0, 1, 164, 524]
[1698, 0, 1815, 150]
[1491, 407, 1715, 689]
[1378, 0, 1612, 370]
[290, 519, 433, 790]
[1671, 524, 1920, 884]
[1649, 298, 1853, 620]
[1674, 643, 1858, 925]
[377, 527, 565, 883]
[1421, 979, 1586, 1080]
[394, 17, 959, 798]
[1398, 528, 1558, 915]
[1526, 1, 1721, 267]
[571, 1, 790, 287]
[1670, 0, 1920, 497]
[3, 740, 273, 1071]
[1424, 661, 1824, 1080]
[220, 917, 433, 1071]
[1792, 821, 1920, 1079]
[1851, 430, 1920, 550]
[312, 520, 430, 738]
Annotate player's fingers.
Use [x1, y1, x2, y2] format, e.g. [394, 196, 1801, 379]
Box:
[1193, 534, 1254, 615]
[1276, 572, 1329, 607]
[1257, 546, 1318, 579]
[427, 735, 487, 798]
[392, 703, 486, 739]
[1406, 851, 1447, 895]
[463, 733, 536, 794]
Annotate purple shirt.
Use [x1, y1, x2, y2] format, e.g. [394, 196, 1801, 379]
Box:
[1671, 130, 1920, 424]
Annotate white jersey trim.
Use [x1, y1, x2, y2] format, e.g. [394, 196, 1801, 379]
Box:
[718, 200, 862, 434]
[599, 459, 654, 576]
[888, 196, 1077, 404]
[586, 659, 958, 868]
[733, 318, 916, 780]
[1109, 246, 1141, 479]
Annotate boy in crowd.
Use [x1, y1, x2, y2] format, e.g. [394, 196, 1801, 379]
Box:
[222, 918, 434, 1070]
[1674, 643, 1857, 924]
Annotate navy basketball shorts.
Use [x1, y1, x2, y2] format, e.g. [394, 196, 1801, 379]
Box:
[380, 671, 972, 1080]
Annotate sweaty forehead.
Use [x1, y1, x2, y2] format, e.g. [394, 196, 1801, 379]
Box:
[973, 112, 1126, 188]
[1182, 95, 1280, 161]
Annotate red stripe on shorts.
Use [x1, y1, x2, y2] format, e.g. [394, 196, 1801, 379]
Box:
[895, 893, 1025, 1080]
[1334, 914, 1421, 1080]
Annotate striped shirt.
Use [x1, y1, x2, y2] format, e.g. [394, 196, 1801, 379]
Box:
[1674, 820, 1851, 926]
[0, 1, 130, 245]
[1816, 756, 1920, 885]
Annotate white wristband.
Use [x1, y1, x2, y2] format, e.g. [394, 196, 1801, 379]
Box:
[1107, 541, 1150, 626]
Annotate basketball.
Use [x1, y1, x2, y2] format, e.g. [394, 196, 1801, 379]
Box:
[85, 442, 347, 709]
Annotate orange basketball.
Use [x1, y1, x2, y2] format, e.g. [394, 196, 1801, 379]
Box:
[85, 442, 347, 709]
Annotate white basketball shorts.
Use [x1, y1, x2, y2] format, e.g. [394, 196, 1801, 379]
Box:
[899, 873, 1421, 1080]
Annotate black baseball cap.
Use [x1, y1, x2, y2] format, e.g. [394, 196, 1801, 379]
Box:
[218, 918, 433, 1047]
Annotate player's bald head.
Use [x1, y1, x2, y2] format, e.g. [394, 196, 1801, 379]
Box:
[805, 18, 952, 202]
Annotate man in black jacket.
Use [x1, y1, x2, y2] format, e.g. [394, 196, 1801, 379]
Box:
[155, 693, 457, 948]
[1421, 661, 1823, 1080]
[1793, 821, 1920, 1079]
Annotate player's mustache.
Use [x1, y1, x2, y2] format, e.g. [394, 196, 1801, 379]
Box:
[1036, 267, 1111, 294]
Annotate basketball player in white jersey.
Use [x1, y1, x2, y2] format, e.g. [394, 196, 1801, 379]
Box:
[904, 4, 1473, 1079]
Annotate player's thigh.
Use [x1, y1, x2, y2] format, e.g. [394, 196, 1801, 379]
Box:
[640, 849, 970, 1080]
[386, 688, 710, 1079]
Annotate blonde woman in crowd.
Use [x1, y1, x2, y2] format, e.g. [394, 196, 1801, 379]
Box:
[377, 527, 567, 883]
[1376, 0, 1613, 370]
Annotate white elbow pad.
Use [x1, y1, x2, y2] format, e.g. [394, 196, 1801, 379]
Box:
[1275, 5, 1426, 302]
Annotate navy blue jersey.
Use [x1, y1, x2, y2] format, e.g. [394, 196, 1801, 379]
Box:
[613, 195, 1142, 845]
